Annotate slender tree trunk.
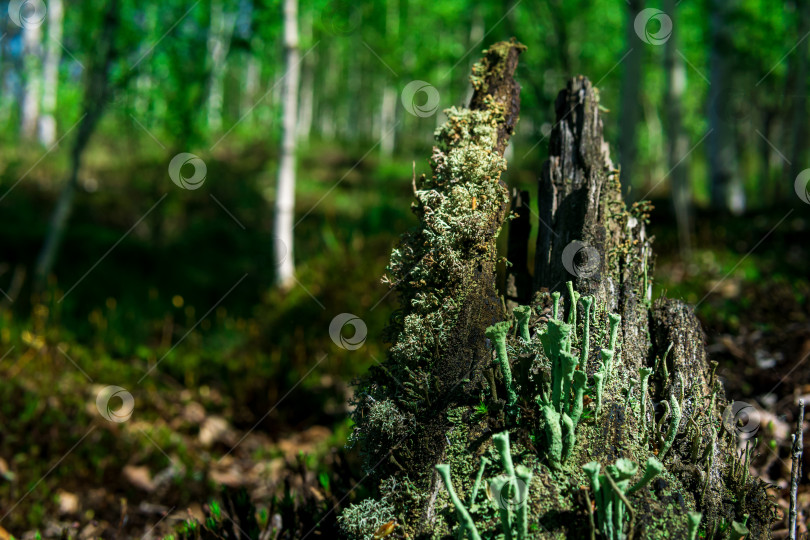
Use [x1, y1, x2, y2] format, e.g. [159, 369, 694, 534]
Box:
[708, 0, 745, 213]
[243, 49, 260, 115]
[273, 0, 299, 288]
[21, 20, 43, 139]
[206, 0, 236, 133]
[379, 0, 398, 158]
[545, 0, 572, 74]
[296, 15, 313, 143]
[618, 0, 644, 199]
[38, 0, 63, 146]
[788, 0, 810, 186]
[34, 0, 122, 288]
[664, 0, 692, 258]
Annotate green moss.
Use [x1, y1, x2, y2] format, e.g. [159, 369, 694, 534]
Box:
[337, 495, 396, 540]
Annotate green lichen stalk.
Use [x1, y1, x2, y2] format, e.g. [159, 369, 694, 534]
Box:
[435, 464, 482, 540]
[660, 393, 682, 459]
[638, 367, 653, 436]
[580, 296, 594, 370]
[628, 456, 663, 494]
[513, 305, 532, 343]
[570, 370, 588, 428]
[487, 321, 517, 407]
[540, 403, 563, 471]
[687, 512, 702, 540]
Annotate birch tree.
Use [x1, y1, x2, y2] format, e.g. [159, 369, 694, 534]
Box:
[206, 0, 237, 133]
[273, 0, 299, 287]
[20, 11, 43, 139]
[38, 0, 64, 146]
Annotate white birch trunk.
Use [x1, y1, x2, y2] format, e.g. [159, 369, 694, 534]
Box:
[38, 0, 63, 146]
[274, 0, 299, 287]
[206, 0, 236, 133]
[21, 22, 43, 139]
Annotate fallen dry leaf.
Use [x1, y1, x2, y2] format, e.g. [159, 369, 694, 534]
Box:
[123, 464, 156, 492]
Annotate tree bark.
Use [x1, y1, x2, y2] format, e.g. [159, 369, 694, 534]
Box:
[273, 0, 299, 288]
[505, 188, 531, 310]
[38, 0, 63, 147]
[533, 75, 652, 383]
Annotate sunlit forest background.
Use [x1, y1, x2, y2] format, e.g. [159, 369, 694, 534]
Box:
[0, 0, 808, 537]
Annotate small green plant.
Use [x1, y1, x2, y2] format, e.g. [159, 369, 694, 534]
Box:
[473, 401, 489, 418]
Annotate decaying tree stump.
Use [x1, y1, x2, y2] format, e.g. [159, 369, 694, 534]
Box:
[340, 42, 773, 540]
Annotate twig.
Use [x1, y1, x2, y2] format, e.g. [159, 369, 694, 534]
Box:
[583, 487, 596, 540]
[789, 399, 805, 540]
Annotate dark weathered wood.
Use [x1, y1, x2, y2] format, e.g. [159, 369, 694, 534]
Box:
[531, 76, 771, 538]
[468, 38, 526, 156]
[533, 76, 651, 376]
[506, 188, 531, 310]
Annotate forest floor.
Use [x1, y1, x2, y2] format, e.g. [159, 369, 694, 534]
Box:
[0, 144, 808, 538]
